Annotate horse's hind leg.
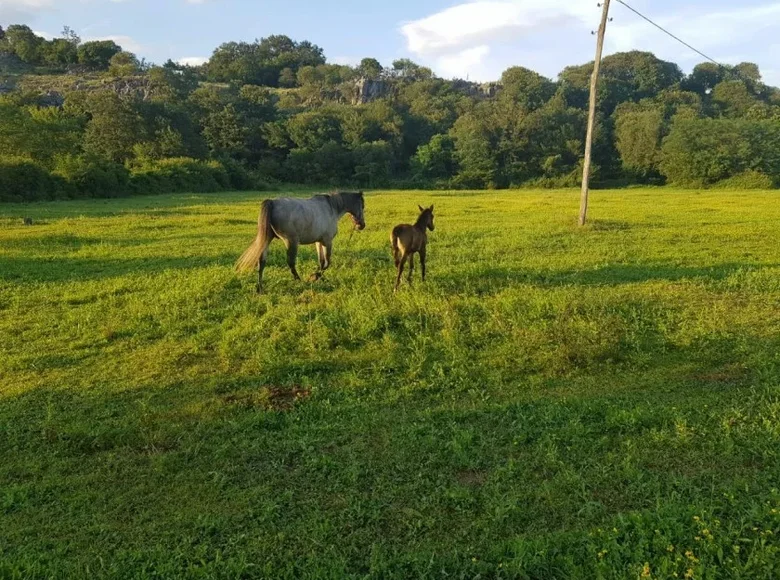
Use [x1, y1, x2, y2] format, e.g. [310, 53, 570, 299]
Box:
[394, 254, 408, 293]
[285, 239, 301, 281]
[257, 245, 269, 294]
[407, 254, 414, 284]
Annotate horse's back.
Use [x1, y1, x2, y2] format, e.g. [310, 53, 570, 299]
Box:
[391, 224, 423, 253]
[268, 196, 333, 244]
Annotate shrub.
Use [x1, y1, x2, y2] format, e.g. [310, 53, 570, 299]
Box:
[712, 170, 775, 190]
[53, 155, 130, 198]
[129, 158, 233, 194]
[660, 118, 780, 186]
[0, 157, 69, 202]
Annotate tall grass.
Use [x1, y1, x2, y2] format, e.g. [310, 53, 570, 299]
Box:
[1, 188, 780, 578]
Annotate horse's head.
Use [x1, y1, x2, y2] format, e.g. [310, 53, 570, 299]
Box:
[418, 204, 435, 232]
[347, 191, 366, 230]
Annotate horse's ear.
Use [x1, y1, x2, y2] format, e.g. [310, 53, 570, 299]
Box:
[430, 204, 434, 212]
[418, 205, 424, 212]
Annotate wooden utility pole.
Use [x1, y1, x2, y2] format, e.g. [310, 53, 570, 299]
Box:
[579, 0, 611, 227]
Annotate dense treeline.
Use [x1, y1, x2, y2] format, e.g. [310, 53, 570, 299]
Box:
[1, 25, 779, 201]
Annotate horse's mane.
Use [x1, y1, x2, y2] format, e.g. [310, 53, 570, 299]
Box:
[316, 191, 363, 213]
[414, 207, 432, 228]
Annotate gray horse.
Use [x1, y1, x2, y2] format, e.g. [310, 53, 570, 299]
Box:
[235, 191, 366, 292]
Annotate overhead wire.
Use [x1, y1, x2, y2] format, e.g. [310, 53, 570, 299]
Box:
[612, 0, 726, 69]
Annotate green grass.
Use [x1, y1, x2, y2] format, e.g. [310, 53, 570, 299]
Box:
[2, 188, 780, 579]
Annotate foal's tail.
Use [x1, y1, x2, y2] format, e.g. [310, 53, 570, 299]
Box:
[390, 228, 401, 268]
[235, 200, 273, 272]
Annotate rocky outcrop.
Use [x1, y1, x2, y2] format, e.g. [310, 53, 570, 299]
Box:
[39, 90, 65, 107]
[352, 77, 393, 105]
[352, 76, 502, 105]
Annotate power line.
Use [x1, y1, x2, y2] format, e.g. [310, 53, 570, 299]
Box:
[614, 0, 723, 68]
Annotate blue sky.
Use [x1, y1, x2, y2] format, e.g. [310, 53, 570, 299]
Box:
[2, 0, 779, 86]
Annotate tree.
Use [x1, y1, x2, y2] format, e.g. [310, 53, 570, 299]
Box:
[61, 26, 81, 46]
[712, 81, 758, 118]
[614, 105, 664, 178]
[206, 35, 325, 86]
[358, 58, 383, 79]
[1, 25, 43, 63]
[450, 105, 499, 188]
[0, 99, 84, 165]
[412, 134, 455, 180]
[83, 92, 145, 162]
[683, 63, 728, 95]
[660, 118, 780, 186]
[500, 67, 556, 111]
[41, 39, 78, 67]
[391, 59, 434, 81]
[202, 104, 249, 159]
[560, 51, 683, 114]
[78, 40, 122, 69]
[286, 108, 345, 151]
[109, 51, 140, 76]
[353, 140, 393, 186]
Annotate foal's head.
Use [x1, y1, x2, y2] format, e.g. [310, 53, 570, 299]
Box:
[416, 205, 435, 232]
[341, 191, 366, 230]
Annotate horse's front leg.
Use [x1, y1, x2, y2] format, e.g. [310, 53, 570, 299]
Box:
[309, 241, 332, 282]
[419, 245, 427, 282]
[309, 242, 326, 282]
[284, 239, 301, 281]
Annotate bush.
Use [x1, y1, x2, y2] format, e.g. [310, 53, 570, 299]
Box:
[0, 157, 69, 202]
[129, 158, 234, 194]
[712, 170, 775, 190]
[219, 158, 256, 190]
[660, 118, 780, 186]
[53, 155, 130, 198]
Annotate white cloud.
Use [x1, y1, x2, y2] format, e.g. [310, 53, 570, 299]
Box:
[437, 45, 491, 80]
[332, 56, 360, 66]
[607, 2, 780, 64]
[400, 0, 780, 82]
[84, 34, 144, 54]
[401, 0, 589, 58]
[177, 56, 208, 67]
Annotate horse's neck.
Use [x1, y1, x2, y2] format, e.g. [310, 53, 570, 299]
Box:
[329, 194, 348, 217]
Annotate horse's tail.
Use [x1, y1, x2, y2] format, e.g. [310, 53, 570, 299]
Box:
[390, 228, 401, 268]
[235, 200, 273, 272]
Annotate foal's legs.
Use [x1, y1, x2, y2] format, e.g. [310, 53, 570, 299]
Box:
[407, 253, 414, 284]
[394, 253, 408, 292]
[284, 239, 301, 281]
[419, 245, 427, 282]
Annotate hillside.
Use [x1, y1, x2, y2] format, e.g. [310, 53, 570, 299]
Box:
[2, 26, 780, 200]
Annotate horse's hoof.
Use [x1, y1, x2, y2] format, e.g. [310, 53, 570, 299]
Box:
[255, 284, 263, 294]
[308, 272, 322, 283]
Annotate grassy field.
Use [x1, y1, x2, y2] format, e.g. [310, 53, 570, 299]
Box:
[1, 188, 780, 579]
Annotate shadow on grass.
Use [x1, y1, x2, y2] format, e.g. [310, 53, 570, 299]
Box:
[434, 262, 777, 294]
[1, 328, 776, 576]
[0, 253, 238, 283]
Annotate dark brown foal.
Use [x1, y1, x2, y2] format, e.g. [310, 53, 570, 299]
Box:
[390, 205, 435, 292]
